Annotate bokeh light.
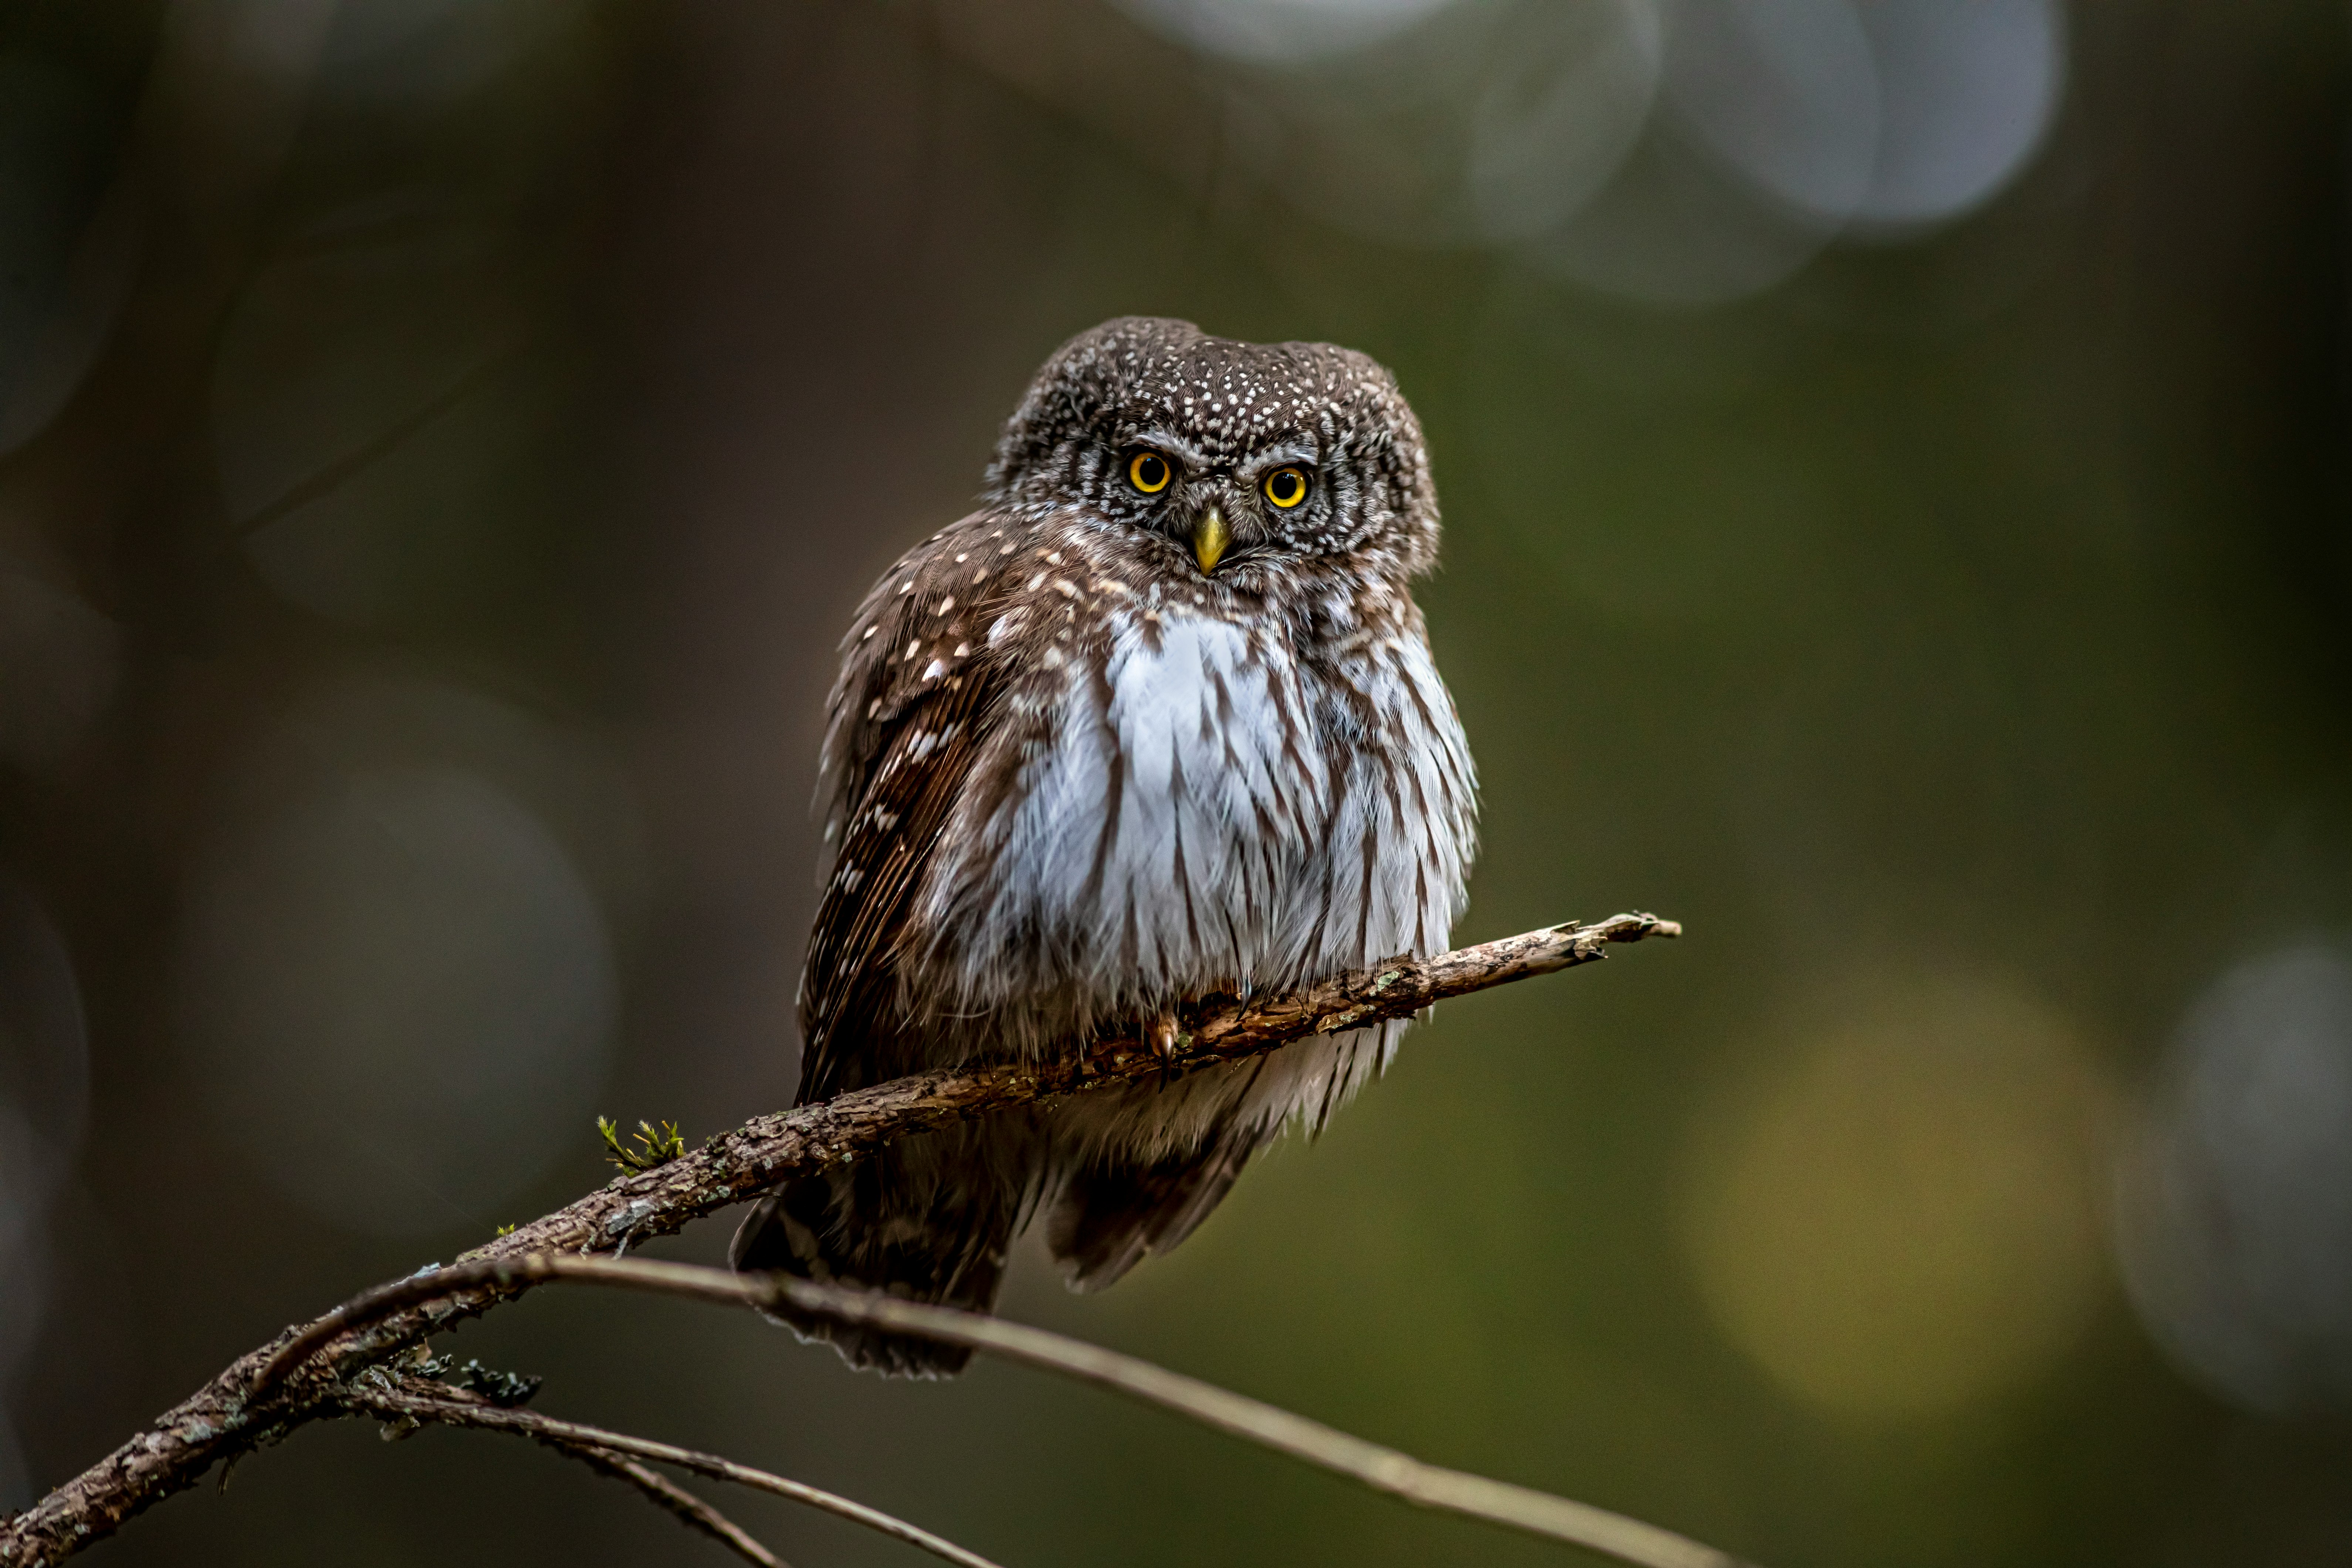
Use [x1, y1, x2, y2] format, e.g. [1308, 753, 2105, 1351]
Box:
[1463, 0, 1664, 243]
[1663, 0, 1880, 224]
[2116, 939, 2352, 1415]
[977, 0, 2066, 299]
[1110, 0, 1465, 65]
[1847, 0, 2065, 230]
[1681, 969, 2111, 1420]
[176, 674, 622, 1236]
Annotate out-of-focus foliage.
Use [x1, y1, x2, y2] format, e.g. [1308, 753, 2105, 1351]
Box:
[3, 1, 2350, 1564]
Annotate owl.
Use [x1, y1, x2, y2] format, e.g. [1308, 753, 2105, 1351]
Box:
[731, 318, 1478, 1375]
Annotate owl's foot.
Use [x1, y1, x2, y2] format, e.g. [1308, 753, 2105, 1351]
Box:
[1078, 1013, 1182, 1070]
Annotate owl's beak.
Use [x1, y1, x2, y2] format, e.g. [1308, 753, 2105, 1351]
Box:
[1190, 505, 1230, 575]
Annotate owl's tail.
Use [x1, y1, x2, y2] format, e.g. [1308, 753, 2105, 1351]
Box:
[1044, 1129, 1263, 1293]
[729, 1116, 1262, 1374]
[728, 1122, 1035, 1378]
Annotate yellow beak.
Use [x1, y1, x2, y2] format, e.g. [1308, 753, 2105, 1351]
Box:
[1191, 506, 1230, 575]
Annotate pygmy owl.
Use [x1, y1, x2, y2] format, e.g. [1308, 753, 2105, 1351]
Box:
[731, 317, 1478, 1375]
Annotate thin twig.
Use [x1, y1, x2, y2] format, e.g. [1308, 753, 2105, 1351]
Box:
[780, 1280, 1743, 1568]
[277, 1256, 1743, 1568]
[352, 1380, 1001, 1568]
[553, 1443, 787, 1568]
[0, 914, 1679, 1567]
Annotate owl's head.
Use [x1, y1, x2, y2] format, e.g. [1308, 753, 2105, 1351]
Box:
[983, 317, 1439, 585]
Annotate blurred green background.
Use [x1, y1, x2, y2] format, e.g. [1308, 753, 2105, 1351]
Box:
[4, 1, 2352, 1564]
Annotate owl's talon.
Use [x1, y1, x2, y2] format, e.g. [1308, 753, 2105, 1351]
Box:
[1146, 1013, 1180, 1059]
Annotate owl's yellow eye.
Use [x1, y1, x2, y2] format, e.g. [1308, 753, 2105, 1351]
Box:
[1262, 465, 1310, 509]
[1127, 451, 1173, 494]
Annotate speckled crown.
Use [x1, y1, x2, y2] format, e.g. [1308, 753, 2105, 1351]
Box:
[982, 316, 1437, 568]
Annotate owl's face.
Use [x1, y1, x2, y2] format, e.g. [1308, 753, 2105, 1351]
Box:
[983, 317, 1439, 587]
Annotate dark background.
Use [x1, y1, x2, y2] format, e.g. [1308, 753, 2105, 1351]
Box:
[4, 1, 2352, 1564]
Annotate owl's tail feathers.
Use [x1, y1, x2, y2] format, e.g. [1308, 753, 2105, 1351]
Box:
[728, 1159, 1019, 1379]
[1046, 1131, 1261, 1294]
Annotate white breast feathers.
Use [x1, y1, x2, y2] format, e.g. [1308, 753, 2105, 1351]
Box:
[917, 602, 1473, 1054]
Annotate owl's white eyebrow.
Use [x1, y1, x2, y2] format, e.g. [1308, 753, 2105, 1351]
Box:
[1122, 431, 1318, 472]
[1120, 429, 1210, 467]
[1238, 441, 1319, 471]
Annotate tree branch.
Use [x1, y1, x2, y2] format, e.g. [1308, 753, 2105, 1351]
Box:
[284, 1255, 1744, 1568]
[355, 1378, 998, 1568]
[546, 1443, 788, 1568]
[0, 913, 1680, 1567]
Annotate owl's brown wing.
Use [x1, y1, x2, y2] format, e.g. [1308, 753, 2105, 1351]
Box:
[795, 515, 1009, 1105]
[743, 513, 1032, 1372]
